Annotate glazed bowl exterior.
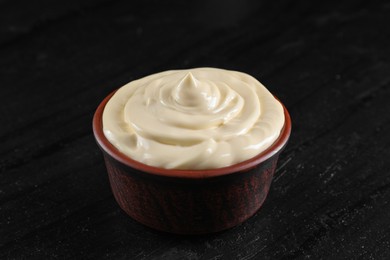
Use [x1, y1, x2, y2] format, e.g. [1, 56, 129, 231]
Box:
[93, 91, 291, 234]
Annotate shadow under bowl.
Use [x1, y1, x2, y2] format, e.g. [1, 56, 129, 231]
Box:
[93, 91, 291, 235]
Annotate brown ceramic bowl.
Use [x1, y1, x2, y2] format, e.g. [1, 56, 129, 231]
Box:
[93, 90, 291, 235]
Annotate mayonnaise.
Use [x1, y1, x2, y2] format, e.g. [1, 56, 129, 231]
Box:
[102, 68, 284, 170]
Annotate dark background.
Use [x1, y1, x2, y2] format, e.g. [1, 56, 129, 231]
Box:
[1, 0, 390, 259]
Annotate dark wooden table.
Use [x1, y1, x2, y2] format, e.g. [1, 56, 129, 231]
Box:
[1, 0, 390, 259]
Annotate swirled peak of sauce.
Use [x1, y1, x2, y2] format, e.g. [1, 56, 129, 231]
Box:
[102, 68, 284, 170]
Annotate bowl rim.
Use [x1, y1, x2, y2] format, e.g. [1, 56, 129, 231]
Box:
[93, 90, 291, 179]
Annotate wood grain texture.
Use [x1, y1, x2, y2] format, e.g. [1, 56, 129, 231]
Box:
[1, 0, 390, 259]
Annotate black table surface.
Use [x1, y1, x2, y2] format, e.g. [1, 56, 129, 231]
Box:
[1, 0, 390, 259]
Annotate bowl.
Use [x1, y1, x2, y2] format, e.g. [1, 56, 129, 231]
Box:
[93, 90, 291, 235]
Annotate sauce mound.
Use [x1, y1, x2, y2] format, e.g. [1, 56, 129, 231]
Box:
[103, 68, 285, 170]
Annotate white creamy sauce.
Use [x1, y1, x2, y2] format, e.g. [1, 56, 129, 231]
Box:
[103, 68, 285, 169]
